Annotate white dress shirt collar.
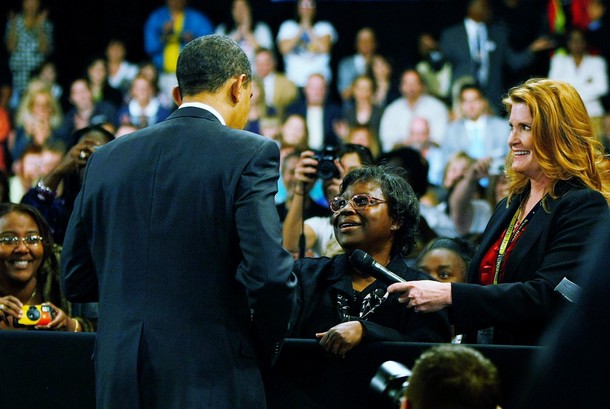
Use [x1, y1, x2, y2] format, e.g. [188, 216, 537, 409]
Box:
[179, 102, 226, 126]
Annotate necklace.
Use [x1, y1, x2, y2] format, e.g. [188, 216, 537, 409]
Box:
[25, 289, 37, 305]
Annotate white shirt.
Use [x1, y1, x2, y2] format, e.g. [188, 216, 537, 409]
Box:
[179, 102, 226, 125]
[305, 216, 335, 257]
[306, 106, 324, 150]
[276, 20, 337, 87]
[379, 95, 449, 152]
[548, 54, 608, 117]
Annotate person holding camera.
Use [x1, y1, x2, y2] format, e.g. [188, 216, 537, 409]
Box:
[20, 124, 114, 245]
[282, 143, 374, 258]
[0, 203, 96, 332]
[289, 165, 450, 355]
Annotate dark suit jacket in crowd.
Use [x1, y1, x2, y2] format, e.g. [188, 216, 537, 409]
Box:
[285, 99, 343, 148]
[61, 107, 296, 409]
[440, 21, 534, 115]
[290, 253, 451, 343]
[451, 180, 610, 345]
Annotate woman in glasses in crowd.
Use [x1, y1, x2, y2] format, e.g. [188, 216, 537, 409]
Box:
[389, 78, 610, 345]
[0, 203, 96, 331]
[289, 165, 450, 357]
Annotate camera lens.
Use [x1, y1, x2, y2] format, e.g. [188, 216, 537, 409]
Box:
[317, 160, 340, 180]
[27, 306, 40, 321]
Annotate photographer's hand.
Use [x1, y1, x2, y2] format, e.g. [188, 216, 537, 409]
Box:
[316, 321, 364, 357]
[36, 302, 77, 331]
[293, 150, 319, 195]
[0, 295, 23, 326]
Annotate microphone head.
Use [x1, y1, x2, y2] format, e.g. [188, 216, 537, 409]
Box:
[349, 249, 373, 271]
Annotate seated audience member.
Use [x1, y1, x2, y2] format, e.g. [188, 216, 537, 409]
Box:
[285, 73, 343, 150]
[369, 54, 400, 109]
[21, 125, 114, 245]
[254, 48, 298, 120]
[85, 56, 124, 109]
[447, 156, 495, 241]
[415, 237, 475, 284]
[442, 83, 509, 165]
[289, 165, 451, 355]
[105, 38, 139, 97]
[402, 345, 501, 409]
[136, 60, 175, 111]
[342, 75, 383, 141]
[58, 78, 117, 148]
[337, 27, 378, 102]
[415, 236, 477, 343]
[415, 31, 452, 106]
[283, 143, 374, 258]
[345, 125, 380, 161]
[215, 0, 274, 76]
[30, 59, 64, 103]
[117, 75, 172, 129]
[0, 203, 96, 332]
[0, 105, 10, 172]
[400, 116, 444, 187]
[277, 113, 309, 165]
[548, 28, 608, 139]
[276, 150, 330, 226]
[9, 144, 62, 204]
[10, 80, 64, 162]
[379, 69, 449, 152]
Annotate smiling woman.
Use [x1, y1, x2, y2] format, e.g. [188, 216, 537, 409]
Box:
[388, 78, 610, 346]
[289, 164, 451, 356]
[0, 203, 96, 332]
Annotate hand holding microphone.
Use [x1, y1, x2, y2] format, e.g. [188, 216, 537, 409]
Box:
[349, 249, 452, 313]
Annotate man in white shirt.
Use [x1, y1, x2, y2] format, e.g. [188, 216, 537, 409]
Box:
[379, 69, 449, 153]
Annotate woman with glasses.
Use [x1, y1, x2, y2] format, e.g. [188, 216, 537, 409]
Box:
[0, 203, 95, 331]
[289, 165, 450, 356]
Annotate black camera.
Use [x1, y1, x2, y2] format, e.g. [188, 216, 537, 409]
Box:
[312, 146, 340, 180]
[370, 361, 412, 409]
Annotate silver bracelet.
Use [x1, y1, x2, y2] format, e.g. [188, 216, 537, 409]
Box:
[36, 179, 56, 200]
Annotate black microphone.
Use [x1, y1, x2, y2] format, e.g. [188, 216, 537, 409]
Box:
[349, 249, 406, 285]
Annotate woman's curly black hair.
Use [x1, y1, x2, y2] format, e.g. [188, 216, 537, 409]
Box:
[340, 164, 420, 256]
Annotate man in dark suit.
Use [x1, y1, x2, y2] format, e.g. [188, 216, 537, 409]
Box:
[61, 35, 296, 409]
[439, 0, 553, 115]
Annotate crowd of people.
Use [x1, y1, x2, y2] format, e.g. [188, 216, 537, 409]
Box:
[2, 0, 610, 408]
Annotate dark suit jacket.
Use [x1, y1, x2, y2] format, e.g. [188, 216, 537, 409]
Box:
[513, 217, 610, 408]
[451, 180, 610, 345]
[440, 21, 534, 114]
[290, 253, 451, 343]
[285, 99, 342, 148]
[61, 107, 296, 409]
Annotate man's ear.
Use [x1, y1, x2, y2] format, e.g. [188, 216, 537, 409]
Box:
[172, 86, 182, 106]
[230, 74, 247, 104]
